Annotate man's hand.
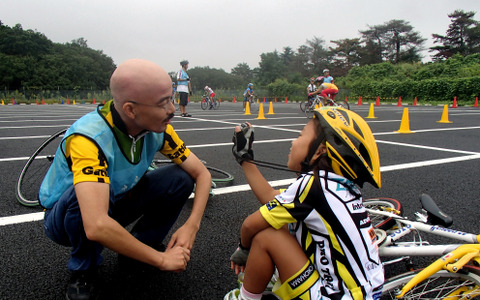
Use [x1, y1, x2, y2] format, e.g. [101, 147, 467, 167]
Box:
[232, 122, 254, 165]
[161, 246, 191, 272]
[166, 222, 198, 251]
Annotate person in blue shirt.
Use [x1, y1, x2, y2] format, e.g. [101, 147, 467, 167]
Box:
[322, 69, 334, 84]
[243, 83, 254, 112]
[176, 60, 192, 117]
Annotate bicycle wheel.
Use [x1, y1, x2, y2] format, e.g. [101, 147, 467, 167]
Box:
[336, 100, 350, 110]
[381, 266, 480, 299]
[16, 128, 67, 206]
[249, 101, 259, 113]
[364, 198, 402, 230]
[300, 99, 313, 112]
[201, 98, 208, 110]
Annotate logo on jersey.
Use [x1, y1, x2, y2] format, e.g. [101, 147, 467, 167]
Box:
[288, 264, 316, 289]
[266, 200, 278, 211]
[82, 166, 108, 177]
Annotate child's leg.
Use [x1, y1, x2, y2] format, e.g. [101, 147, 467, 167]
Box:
[242, 227, 311, 295]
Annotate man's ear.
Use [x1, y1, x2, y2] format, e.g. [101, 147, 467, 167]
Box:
[123, 102, 136, 119]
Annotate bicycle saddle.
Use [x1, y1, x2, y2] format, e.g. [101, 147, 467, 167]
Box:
[419, 193, 453, 227]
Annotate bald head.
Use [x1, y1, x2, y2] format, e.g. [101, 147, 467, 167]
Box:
[110, 59, 172, 106]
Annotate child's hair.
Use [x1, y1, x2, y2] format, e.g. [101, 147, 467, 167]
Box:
[309, 117, 333, 185]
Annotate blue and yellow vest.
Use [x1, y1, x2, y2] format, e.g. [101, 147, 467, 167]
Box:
[39, 106, 165, 209]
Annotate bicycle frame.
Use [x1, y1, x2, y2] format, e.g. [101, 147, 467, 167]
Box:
[367, 208, 480, 257]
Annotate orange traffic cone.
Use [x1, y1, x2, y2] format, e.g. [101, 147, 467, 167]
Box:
[474, 97, 478, 108]
[452, 96, 458, 108]
[413, 97, 417, 106]
[396, 108, 414, 133]
[233, 97, 236, 103]
[397, 97, 402, 107]
[285, 97, 288, 103]
[375, 96, 380, 106]
[93, 98, 96, 104]
[437, 105, 452, 123]
[357, 96, 362, 105]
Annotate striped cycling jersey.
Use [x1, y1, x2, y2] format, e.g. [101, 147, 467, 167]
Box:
[260, 170, 384, 300]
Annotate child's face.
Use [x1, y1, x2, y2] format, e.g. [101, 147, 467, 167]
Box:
[288, 120, 318, 172]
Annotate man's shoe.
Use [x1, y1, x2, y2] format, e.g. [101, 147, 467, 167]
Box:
[66, 269, 97, 300]
[184, 113, 192, 117]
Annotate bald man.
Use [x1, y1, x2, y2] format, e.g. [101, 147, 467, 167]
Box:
[40, 59, 211, 300]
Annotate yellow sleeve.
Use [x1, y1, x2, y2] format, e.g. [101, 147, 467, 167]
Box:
[259, 200, 297, 230]
[65, 135, 110, 185]
[160, 124, 191, 164]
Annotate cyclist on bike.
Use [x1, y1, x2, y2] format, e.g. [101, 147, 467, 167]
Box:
[226, 108, 383, 300]
[242, 83, 254, 112]
[322, 68, 334, 83]
[309, 76, 339, 106]
[203, 86, 216, 109]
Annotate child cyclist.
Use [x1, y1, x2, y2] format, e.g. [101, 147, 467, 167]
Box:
[225, 107, 384, 300]
[204, 85, 216, 109]
[309, 76, 339, 106]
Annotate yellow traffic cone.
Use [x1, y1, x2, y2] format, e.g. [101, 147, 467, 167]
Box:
[267, 101, 275, 115]
[395, 108, 414, 133]
[244, 102, 251, 115]
[73, 99, 76, 105]
[256, 103, 266, 119]
[1, 99, 4, 105]
[365, 103, 377, 119]
[437, 105, 452, 123]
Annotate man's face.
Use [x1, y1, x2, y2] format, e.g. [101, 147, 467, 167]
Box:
[129, 83, 175, 134]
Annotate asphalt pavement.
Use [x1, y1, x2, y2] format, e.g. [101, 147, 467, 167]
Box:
[1, 101, 479, 299]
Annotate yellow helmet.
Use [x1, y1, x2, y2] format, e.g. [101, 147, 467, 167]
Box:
[311, 107, 381, 188]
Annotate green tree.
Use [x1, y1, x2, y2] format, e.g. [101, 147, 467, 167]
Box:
[431, 10, 480, 60]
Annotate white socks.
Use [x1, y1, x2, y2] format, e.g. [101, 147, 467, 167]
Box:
[239, 285, 262, 300]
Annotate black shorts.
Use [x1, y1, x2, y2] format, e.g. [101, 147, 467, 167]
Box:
[179, 92, 189, 106]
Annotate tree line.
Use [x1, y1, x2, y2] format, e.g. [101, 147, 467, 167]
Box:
[1, 9, 479, 102]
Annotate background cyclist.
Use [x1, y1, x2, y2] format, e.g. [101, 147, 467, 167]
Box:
[322, 68, 334, 83]
[309, 76, 339, 106]
[242, 83, 254, 112]
[203, 85, 216, 109]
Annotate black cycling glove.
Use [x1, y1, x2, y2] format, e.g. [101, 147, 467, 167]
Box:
[232, 123, 254, 165]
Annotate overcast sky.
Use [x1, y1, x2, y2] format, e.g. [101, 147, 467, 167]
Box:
[2, 0, 479, 74]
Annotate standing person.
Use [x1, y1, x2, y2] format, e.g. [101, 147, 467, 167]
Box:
[203, 85, 216, 109]
[225, 107, 384, 300]
[40, 59, 212, 300]
[323, 68, 334, 83]
[242, 83, 254, 112]
[176, 60, 192, 117]
[306, 77, 316, 99]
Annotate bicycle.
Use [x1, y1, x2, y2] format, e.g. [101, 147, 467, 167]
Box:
[245, 94, 258, 113]
[364, 194, 480, 299]
[16, 128, 234, 207]
[301, 95, 350, 118]
[200, 95, 219, 110]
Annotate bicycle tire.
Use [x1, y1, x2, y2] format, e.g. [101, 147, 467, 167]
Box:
[336, 100, 350, 110]
[152, 159, 234, 184]
[381, 266, 480, 299]
[305, 105, 315, 119]
[200, 98, 208, 110]
[364, 198, 402, 230]
[300, 99, 312, 112]
[16, 128, 67, 206]
[249, 101, 259, 113]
